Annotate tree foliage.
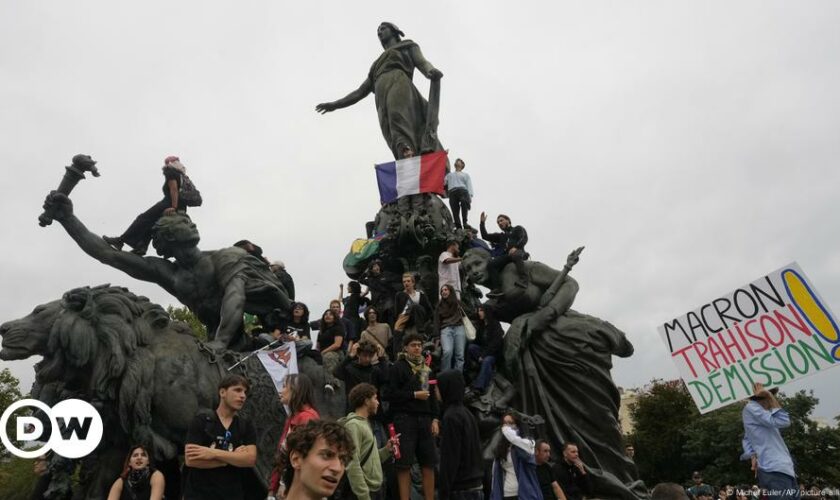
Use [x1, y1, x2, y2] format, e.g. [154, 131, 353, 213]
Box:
[167, 304, 208, 340]
[629, 380, 840, 489]
[0, 368, 24, 459]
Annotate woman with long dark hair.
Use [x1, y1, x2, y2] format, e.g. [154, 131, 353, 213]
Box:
[107, 445, 165, 500]
[268, 373, 320, 498]
[435, 284, 467, 371]
[491, 412, 541, 500]
[468, 304, 504, 394]
[318, 309, 346, 394]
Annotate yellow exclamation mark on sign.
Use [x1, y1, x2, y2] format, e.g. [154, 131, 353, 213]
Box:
[782, 269, 840, 360]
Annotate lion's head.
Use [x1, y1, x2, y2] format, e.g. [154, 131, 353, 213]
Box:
[0, 299, 63, 361]
[1, 285, 174, 396]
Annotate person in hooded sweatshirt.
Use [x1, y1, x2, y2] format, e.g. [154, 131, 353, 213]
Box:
[436, 370, 485, 500]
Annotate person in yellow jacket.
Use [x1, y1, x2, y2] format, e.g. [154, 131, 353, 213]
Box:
[337, 383, 400, 500]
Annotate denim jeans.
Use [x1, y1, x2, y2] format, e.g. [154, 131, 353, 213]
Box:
[440, 324, 466, 371]
[757, 469, 800, 499]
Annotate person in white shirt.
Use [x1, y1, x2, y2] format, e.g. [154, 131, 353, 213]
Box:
[491, 412, 542, 500]
[438, 240, 463, 299]
[445, 158, 474, 229]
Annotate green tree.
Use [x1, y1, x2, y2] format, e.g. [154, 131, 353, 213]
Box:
[0, 369, 38, 499]
[629, 379, 697, 485]
[0, 368, 24, 458]
[630, 380, 840, 489]
[0, 456, 39, 500]
[167, 304, 208, 340]
[775, 391, 840, 486]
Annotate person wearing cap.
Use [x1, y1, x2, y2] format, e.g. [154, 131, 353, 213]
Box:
[740, 383, 799, 500]
[103, 156, 189, 256]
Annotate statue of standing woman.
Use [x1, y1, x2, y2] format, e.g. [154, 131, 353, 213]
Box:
[316, 22, 445, 159]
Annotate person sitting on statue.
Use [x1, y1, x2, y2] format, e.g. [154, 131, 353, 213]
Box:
[464, 224, 492, 253]
[42, 193, 292, 352]
[103, 156, 189, 256]
[360, 259, 398, 326]
[445, 158, 474, 229]
[107, 445, 165, 500]
[467, 304, 504, 396]
[270, 259, 296, 301]
[393, 272, 433, 350]
[434, 284, 467, 372]
[480, 211, 530, 291]
[317, 309, 346, 395]
[341, 281, 370, 346]
[359, 306, 393, 361]
[233, 239, 270, 265]
[310, 299, 357, 348]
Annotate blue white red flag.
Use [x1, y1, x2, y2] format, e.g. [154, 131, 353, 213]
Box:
[374, 151, 448, 204]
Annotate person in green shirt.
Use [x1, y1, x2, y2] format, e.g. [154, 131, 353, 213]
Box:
[339, 383, 399, 500]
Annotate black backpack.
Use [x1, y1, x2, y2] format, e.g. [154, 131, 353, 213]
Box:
[179, 173, 203, 207]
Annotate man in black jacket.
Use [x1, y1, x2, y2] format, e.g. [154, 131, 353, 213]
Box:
[436, 370, 484, 500]
[384, 332, 439, 500]
[479, 212, 529, 289]
[555, 442, 593, 500]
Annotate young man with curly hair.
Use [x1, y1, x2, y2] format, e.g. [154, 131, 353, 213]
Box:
[280, 420, 355, 500]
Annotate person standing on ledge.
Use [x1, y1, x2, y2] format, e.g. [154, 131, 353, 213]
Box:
[445, 158, 473, 229]
[741, 383, 799, 500]
[480, 212, 530, 290]
[316, 22, 445, 160]
[104, 156, 190, 256]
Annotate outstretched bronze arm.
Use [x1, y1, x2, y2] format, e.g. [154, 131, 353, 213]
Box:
[42, 192, 176, 293]
[315, 77, 374, 113]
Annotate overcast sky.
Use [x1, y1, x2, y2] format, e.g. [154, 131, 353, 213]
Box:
[1, 1, 838, 419]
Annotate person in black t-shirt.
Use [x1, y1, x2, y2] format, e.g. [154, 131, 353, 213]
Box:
[183, 374, 258, 500]
[535, 440, 567, 500]
[103, 156, 189, 256]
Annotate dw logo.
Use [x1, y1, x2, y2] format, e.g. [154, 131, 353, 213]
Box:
[0, 399, 103, 459]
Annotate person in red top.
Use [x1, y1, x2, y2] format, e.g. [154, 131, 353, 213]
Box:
[269, 373, 320, 498]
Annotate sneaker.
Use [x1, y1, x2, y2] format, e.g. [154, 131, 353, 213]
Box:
[102, 235, 123, 251]
[323, 383, 335, 396]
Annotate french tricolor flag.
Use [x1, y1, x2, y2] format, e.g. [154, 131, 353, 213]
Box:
[374, 151, 448, 204]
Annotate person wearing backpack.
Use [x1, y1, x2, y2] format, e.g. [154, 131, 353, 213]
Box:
[334, 383, 398, 500]
[103, 155, 202, 256]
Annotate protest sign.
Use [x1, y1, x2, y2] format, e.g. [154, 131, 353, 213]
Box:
[658, 262, 840, 413]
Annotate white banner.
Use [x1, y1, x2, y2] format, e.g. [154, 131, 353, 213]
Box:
[658, 262, 840, 413]
[257, 342, 298, 393]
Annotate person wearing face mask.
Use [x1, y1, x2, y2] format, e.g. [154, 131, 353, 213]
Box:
[107, 445, 165, 500]
[491, 412, 541, 500]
